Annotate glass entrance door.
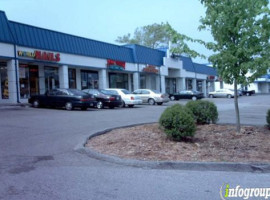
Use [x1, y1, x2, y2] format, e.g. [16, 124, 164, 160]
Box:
[45, 67, 59, 91]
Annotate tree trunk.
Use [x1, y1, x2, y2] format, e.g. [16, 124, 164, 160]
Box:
[234, 80, 241, 133]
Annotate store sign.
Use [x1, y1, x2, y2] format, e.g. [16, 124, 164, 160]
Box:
[17, 50, 61, 62]
[207, 75, 215, 80]
[142, 65, 158, 74]
[107, 59, 125, 71]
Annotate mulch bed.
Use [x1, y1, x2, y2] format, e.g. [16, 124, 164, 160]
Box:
[86, 123, 270, 163]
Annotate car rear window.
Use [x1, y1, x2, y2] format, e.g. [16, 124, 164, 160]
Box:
[100, 90, 115, 95]
[121, 89, 131, 94]
[68, 89, 87, 96]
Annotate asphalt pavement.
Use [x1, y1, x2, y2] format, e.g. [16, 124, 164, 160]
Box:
[0, 95, 269, 200]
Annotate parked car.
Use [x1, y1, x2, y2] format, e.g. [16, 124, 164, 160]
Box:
[83, 89, 122, 109]
[132, 89, 170, 105]
[240, 89, 255, 96]
[169, 90, 204, 101]
[208, 89, 235, 98]
[28, 88, 96, 110]
[105, 88, 142, 108]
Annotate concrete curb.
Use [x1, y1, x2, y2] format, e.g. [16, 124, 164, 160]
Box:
[74, 123, 270, 173]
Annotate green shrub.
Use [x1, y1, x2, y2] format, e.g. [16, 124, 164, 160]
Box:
[159, 104, 196, 141]
[186, 100, 218, 124]
[267, 109, 270, 128]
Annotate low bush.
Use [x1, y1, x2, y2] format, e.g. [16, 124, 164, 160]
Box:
[159, 104, 196, 141]
[186, 100, 218, 124]
[267, 109, 270, 129]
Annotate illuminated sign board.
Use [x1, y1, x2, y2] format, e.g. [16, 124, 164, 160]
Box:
[142, 65, 158, 74]
[107, 59, 125, 71]
[17, 50, 60, 62]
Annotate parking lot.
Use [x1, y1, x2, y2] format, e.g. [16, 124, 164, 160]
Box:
[0, 95, 269, 200]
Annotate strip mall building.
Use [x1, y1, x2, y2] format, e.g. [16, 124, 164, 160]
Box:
[1, 10, 267, 104]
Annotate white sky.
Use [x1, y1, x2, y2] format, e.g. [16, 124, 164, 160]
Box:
[1, 0, 213, 63]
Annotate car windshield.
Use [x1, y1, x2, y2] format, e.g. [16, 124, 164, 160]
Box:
[68, 89, 87, 96]
[121, 89, 131, 94]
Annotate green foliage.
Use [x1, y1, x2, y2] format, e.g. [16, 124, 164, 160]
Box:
[159, 104, 196, 141]
[115, 22, 205, 59]
[267, 109, 270, 128]
[116, 23, 170, 49]
[200, 0, 270, 85]
[186, 100, 218, 124]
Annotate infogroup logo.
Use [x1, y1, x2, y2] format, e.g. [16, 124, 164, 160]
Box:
[220, 184, 270, 200]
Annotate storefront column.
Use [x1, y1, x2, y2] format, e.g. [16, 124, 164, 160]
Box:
[202, 80, 207, 96]
[76, 68, 81, 90]
[180, 77, 186, 90]
[7, 59, 18, 103]
[98, 69, 107, 89]
[133, 72, 139, 90]
[39, 65, 45, 94]
[59, 65, 69, 88]
[192, 79, 197, 91]
[176, 78, 181, 92]
[160, 75, 166, 94]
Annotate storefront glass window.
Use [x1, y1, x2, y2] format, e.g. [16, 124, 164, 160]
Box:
[45, 67, 59, 91]
[109, 73, 128, 90]
[186, 79, 193, 90]
[19, 64, 39, 98]
[150, 75, 157, 90]
[0, 62, 8, 99]
[140, 75, 146, 89]
[81, 70, 98, 90]
[68, 68, 76, 89]
[197, 80, 202, 92]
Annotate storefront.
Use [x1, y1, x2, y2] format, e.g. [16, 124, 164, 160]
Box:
[140, 65, 159, 91]
[0, 61, 8, 100]
[81, 70, 99, 90]
[68, 68, 76, 89]
[19, 64, 39, 99]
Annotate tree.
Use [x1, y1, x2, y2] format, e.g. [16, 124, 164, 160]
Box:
[199, 0, 270, 132]
[116, 22, 205, 59]
[116, 23, 169, 48]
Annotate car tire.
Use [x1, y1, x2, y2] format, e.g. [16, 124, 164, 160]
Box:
[192, 96, 197, 101]
[157, 102, 163, 105]
[148, 98, 155, 105]
[170, 96, 175, 101]
[120, 100, 126, 108]
[96, 101, 103, 109]
[128, 105, 134, 108]
[227, 94, 232, 98]
[32, 100, 40, 108]
[209, 94, 214, 98]
[65, 102, 73, 111]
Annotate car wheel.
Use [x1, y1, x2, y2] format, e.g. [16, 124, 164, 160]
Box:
[96, 101, 103, 109]
[157, 102, 163, 105]
[227, 94, 232, 98]
[120, 100, 126, 108]
[192, 96, 197, 101]
[170, 96, 175, 101]
[148, 98, 155, 105]
[32, 100, 39, 108]
[128, 105, 134, 108]
[65, 102, 73, 111]
[209, 94, 214, 98]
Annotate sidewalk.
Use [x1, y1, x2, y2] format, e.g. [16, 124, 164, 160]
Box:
[0, 103, 30, 109]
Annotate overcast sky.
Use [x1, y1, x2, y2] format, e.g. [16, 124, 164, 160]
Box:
[1, 0, 213, 63]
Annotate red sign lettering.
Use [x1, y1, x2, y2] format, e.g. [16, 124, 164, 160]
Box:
[142, 65, 158, 74]
[34, 51, 60, 62]
[107, 59, 125, 69]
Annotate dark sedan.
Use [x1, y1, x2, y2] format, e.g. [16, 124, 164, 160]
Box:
[28, 88, 96, 110]
[169, 90, 204, 101]
[83, 89, 122, 109]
